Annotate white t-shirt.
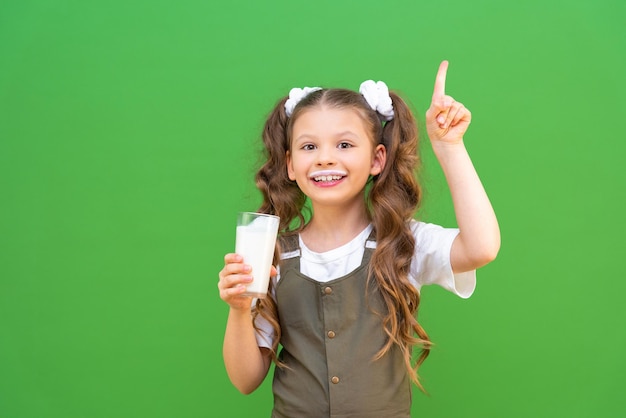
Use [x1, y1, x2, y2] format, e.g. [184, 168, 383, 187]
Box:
[254, 220, 476, 348]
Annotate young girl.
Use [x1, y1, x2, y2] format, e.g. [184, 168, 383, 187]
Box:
[218, 61, 500, 417]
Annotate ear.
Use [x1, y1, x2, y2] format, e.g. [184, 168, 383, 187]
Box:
[286, 150, 296, 181]
[370, 144, 386, 176]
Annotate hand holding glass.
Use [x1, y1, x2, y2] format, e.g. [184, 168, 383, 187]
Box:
[235, 212, 280, 298]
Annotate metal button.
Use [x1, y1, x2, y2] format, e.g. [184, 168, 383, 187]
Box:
[331, 376, 340, 384]
[327, 330, 336, 339]
[324, 286, 332, 295]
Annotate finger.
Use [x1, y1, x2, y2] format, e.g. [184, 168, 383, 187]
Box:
[219, 284, 250, 305]
[218, 262, 252, 289]
[221, 261, 251, 277]
[436, 111, 447, 126]
[219, 267, 252, 282]
[435, 96, 453, 125]
[443, 101, 462, 128]
[223, 283, 248, 297]
[270, 265, 278, 277]
[224, 253, 243, 264]
[218, 273, 253, 294]
[432, 60, 449, 101]
[450, 104, 469, 127]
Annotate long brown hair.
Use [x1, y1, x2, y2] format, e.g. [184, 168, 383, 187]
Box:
[253, 86, 431, 390]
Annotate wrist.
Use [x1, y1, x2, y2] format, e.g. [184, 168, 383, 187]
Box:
[229, 304, 253, 318]
[431, 139, 466, 156]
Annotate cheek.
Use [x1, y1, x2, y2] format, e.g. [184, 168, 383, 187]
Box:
[287, 152, 309, 181]
[287, 155, 296, 180]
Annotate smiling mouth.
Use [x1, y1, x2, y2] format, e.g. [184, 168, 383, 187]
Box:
[309, 170, 347, 183]
[313, 174, 345, 182]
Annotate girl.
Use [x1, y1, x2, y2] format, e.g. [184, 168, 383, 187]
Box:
[218, 61, 500, 417]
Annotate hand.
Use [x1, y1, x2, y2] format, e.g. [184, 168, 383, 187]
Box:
[218, 253, 277, 311]
[425, 60, 471, 145]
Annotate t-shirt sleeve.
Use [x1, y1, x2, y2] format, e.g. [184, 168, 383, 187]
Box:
[409, 221, 476, 299]
[253, 307, 274, 349]
[252, 273, 280, 349]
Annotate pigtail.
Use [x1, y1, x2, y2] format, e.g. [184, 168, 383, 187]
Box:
[368, 92, 432, 391]
[252, 96, 307, 367]
[255, 97, 306, 232]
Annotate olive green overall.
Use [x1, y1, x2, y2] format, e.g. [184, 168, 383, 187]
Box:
[271, 233, 411, 418]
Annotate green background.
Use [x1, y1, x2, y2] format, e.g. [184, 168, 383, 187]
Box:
[1, 0, 624, 417]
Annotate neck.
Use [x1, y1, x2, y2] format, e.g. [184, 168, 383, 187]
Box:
[301, 202, 371, 252]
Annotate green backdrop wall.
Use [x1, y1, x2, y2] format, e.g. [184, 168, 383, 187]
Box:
[1, 0, 625, 417]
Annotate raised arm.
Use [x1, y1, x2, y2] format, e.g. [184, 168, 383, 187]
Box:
[218, 253, 273, 394]
[425, 61, 500, 273]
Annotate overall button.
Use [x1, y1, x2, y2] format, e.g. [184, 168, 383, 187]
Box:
[323, 286, 332, 295]
[331, 376, 340, 384]
[327, 330, 336, 339]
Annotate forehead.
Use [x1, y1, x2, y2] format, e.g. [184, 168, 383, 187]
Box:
[292, 106, 373, 139]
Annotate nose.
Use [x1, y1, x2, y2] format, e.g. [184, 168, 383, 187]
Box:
[316, 145, 335, 167]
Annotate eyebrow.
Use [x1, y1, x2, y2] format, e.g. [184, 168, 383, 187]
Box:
[293, 133, 317, 142]
[294, 131, 360, 143]
[335, 130, 360, 139]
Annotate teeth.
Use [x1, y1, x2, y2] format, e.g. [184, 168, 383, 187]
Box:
[314, 175, 343, 182]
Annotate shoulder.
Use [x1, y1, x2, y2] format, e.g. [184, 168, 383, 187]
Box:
[408, 219, 476, 298]
[409, 219, 459, 245]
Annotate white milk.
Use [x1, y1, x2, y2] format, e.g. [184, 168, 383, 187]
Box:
[235, 215, 279, 298]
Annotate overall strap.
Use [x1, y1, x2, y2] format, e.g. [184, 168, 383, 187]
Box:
[362, 227, 377, 265]
[278, 233, 301, 274]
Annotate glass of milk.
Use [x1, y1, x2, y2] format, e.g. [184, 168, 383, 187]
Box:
[235, 212, 280, 298]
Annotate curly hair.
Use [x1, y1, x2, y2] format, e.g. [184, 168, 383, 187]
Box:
[252, 86, 432, 390]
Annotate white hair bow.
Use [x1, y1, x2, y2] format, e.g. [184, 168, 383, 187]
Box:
[359, 80, 394, 121]
[284, 87, 322, 117]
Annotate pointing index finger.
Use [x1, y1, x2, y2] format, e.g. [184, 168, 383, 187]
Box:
[432, 60, 449, 101]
